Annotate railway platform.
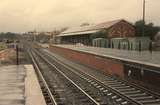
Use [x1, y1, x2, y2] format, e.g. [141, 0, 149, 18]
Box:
[49, 44, 160, 89]
[0, 65, 46, 105]
[52, 44, 160, 68]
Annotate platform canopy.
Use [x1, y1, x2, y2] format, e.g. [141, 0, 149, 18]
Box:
[58, 30, 99, 37]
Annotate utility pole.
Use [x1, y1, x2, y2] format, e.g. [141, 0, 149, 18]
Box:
[34, 29, 36, 42]
[142, 0, 146, 36]
[16, 44, 19, 65]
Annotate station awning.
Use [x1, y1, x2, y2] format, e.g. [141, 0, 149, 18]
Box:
[58, 30, 99, 37]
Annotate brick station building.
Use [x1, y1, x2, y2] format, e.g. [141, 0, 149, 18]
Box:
[58, 19, 135, 45]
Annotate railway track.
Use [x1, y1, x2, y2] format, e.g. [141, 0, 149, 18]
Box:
[29, 49, 101, 105]
[38, 48, 160, 105]
[29, 47, 139, 105]
[29, 49, 57, 105]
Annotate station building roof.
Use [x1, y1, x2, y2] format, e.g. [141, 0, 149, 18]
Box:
[58, 19, 124, 37]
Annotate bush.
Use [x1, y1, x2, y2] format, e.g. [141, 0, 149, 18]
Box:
[90, 29, 108, 40]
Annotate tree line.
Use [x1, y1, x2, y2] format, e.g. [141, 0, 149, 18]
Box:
[0, 32, 17, 40]
[134, 20, 160, 39]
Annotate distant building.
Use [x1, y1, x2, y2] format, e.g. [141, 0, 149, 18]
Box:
[27, 31, 39, 36]
[57, 19, 135, 45]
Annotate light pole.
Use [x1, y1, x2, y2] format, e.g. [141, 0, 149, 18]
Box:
[142, 0, 146, 36]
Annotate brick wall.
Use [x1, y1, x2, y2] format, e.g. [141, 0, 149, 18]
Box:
[108, 21, 135, 38]
[49, 45, 124, 78]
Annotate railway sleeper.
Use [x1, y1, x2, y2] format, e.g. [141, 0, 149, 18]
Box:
[132, 96, 154, 101]
[121, 101, 129, 105]
[114, 86, 132, 90]
[118, 88, 136, 92]
[47, 103, 54, 105]
[109, 84, 126, 87]
[127, 93, 148, 98]
[139, 99, 160, 104]
[106, 82, 123, 85]
[104, 78, 116, 81]
[45, 98, 52, 103]
[108, 95, 126, 104]
[122, 90, 141, 94]
[116, 98, 123, 102]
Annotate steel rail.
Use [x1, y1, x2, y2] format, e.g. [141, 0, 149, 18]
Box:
[28, 50, 58, 105]
[33, 49, 100, 105]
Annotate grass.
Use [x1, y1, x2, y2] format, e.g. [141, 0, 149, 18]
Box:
[0, 42, 7, 50]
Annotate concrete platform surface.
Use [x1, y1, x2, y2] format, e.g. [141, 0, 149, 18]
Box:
[0, 65, 46, 105]
[53, 44, 160, 68]
[25, 65, 46, 105]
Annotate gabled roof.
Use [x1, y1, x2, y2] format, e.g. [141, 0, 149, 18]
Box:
[59, 19, 125, 37]
[92, 19, 123, 30]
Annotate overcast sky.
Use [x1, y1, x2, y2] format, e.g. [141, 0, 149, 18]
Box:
[0, 0, 159, 32]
